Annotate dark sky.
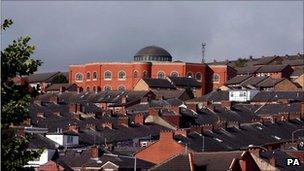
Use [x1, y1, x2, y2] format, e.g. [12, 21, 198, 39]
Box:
[2, 1, 303, 72]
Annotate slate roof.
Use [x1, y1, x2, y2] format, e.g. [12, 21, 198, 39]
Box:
[256, 64, 290, 73]
[175, 119, 304, 152]
[168, 77, 201, 87]
[28, 134, 59, 150]
[56, 149, 155, 170]
[251, 91, 304, 102]
[28, 72, 60, 83]
[151, 89, 187, 100]
[291, 66, 304, 77]
[143, 78, 176, 89]
[236, 66, 261, 75]
[226, 75, 252, 85]
[149, 153, 191, 171]
[242, 102, 302, 116]
[282, 59, 304, 66]
[260, 149, 304, 171]
[186, 90, 229, 102]
[256, 77, 285, 88]
[46, 83, 77, 91]
[240, 76, 268, 87]
[253, 56, 280, 66]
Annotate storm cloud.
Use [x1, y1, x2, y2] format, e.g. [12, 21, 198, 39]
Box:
[2, 1, 303, 72]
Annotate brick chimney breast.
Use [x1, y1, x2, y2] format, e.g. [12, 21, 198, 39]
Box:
[134, 113, 144, 125]
[89, 146, 100, 159]
[159, 130, 174, 142]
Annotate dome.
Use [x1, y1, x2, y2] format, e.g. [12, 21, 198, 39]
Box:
[134, 46, 172, 62]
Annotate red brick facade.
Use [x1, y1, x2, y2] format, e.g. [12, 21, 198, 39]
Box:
[69, 62, 208, 95]
[206, 65, 236, 92]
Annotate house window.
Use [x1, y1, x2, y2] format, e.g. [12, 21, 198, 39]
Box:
[170, 71, 179, 77]
[75, 73, 83, 81]
[93, 72, 97, 80]
[213, 73, 220, 83]
[157, 71, 165, 79]
[118, 71, 126, 80]
[67, 136, 73, 143]
[86, 72, 91, 80]
[104, 71, 112, 80]
[104, 86, 112, 91]
[118, 85, 126, 91]
[143, 70, 148, 78]
[195, 72, 202, 81]
[134, 70, 139, 78]
[187, 72, 193, 78]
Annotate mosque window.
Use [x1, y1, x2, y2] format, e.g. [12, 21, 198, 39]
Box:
[86, 72, 91, 80]
[196, 72, 202, 81]
[118, 71, 126, 80]
[134, 70, 139, 78]
[75, 73, 83, 81]
[104, 71, 112, 80]
[143, 70, 148, 78]
[187, 72, 193, 78]
[213, 73, 220, 83]
[118, 85, 126, 91]
[170, 71, 179, 77]
[157, 71, 165, 79]
[104, 86, 112, 91]
[93, 72, 97, 80]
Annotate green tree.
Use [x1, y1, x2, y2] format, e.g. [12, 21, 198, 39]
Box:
[51, 73, 68, 84]
[234, 58, 249, 67]
[1, 19, 42, 170]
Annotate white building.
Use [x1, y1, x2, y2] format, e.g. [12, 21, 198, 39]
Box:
[46, 131, 79, 147]
[229, 89, 259, 102]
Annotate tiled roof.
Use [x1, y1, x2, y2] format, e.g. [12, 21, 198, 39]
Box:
[143, 78, 176, 89]
[253, 56, 280, 65]
[28, 134, 59, 149]
[251, 91, 304, 102]
[168, 77, 201, 87]
[282, 59, 304, 66]
[186, 90, 229, 102]
[226, 75, 252, 85]
[151, 89, 187, 100]
[256, 77, 285, 88]
[240, 76, 268, 87]
[291, 66, 304, 77]
[46, 83, 77, 91]
[236, 66, 261, 75]
[28, 72, 60, 83]
[149, 153, 191, 171]
[256, 64, 290, 73]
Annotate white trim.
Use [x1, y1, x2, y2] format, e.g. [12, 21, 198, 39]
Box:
[195, 72, 202, 82]
[75, 73, 83, 82]
[170, 71, 179, 77]
[117, 84, 126, 91]
[86, 72, 91, 81]
[101, 161, 119, 169]
[118, 70, 126, 80]
[157, 70, 166, 79]
[104, 70, 112, 80]
[92, 71, 98, 80]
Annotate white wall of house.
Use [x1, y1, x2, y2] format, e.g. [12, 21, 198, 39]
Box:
[46, 134, 79, 147]
[229, 90, 259, 102]
[26, 149, 56, 167]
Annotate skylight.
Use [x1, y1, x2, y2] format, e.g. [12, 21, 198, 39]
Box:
[272, 135, 281, 140]
[213, 138, 223, 143]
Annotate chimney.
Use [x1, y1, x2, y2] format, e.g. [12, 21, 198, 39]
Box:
[102, 122, 113, 129]
[175, 129, 187, 137]
[76, 103, 83, 113]
[86, 124, 96, 130]
[77, 87, 83, 94]
[159, 130, 174, 142]
[118, 116, 129, 127]
[186, 103, 197, 112]
[59, 86, 65, 94]
[149, 108, 159, 116]
[269, 157, 276, 167]
[221, 100, 232, 110]
[69, 104, 77, 113]
[134, 113, 144, 125]
[89, 146, 100, 159]
[68, 125, 79, 133]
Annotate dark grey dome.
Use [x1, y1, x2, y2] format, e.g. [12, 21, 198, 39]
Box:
[134, 46, 172, 62]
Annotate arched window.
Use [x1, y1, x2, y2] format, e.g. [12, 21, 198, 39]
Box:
[170, 71, 179, 77]
[104, 85, 112, 91]
[134, 70, 139, 78]
[157, 71, 165, 79]
[195, 72, 202, 81]
[93, 72, 97, 80]
[75, 73, 83, 81]
[93, 86, 96, 92]
[213, 73, 220, 83]
[143, 70, 148, 78]
[104, 71, 112, 80]
[118, 85, 126, 91]
[86, 72, 91, 80]
[86, 87, 90, 91]
[187, 72, 193, 78]
[118, 71, 126, 80]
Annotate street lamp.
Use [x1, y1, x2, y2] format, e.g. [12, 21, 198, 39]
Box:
[105, 153, 137, 171]
[292, 128, 304, 144]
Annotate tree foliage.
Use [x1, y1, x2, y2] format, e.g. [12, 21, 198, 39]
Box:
[1, 19, 43, 170]
[51, 73, 68, 84]
[235, 58, 249, 67]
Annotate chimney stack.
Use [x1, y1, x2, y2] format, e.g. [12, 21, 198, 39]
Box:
[134, 113, 144, 125]
[102, 122, 113, 129]
[89, 146, 100, 159]
[59, 86, 65, 94]
[118, 116, 129, 127]
[159, 130, 174, 142]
